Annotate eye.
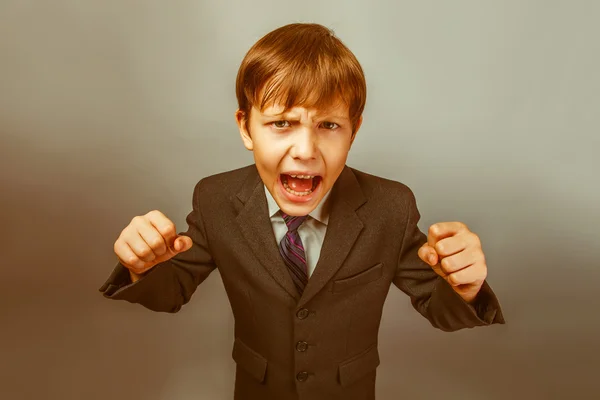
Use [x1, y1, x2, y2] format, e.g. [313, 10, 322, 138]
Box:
[271, 120, 290, 129]
[321, 121, 339, 130]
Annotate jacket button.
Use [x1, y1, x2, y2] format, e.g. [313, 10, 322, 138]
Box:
[296, 371, 309, 382]
[296, 308, 309, 319]
[296, 341, 308, 352]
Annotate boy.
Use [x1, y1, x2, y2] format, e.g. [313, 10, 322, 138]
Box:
[100, 23, 504, 400]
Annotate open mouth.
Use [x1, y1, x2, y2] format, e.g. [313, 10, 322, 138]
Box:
[280, 173, 322, 197]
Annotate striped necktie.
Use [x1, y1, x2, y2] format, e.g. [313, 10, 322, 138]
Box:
[279, 212, 308, 295]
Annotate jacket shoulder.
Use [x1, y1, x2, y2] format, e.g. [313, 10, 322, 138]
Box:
[348, 166, 416, 205]
[192, 164, 256, 199]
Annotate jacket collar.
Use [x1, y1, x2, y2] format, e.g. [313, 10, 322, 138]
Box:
[263, 184, 331, 225]
[235, 165, 366, 303]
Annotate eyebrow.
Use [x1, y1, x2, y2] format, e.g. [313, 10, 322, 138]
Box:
[323, 115, 350, 120]
[261, 111, 349, 120]
[261, 111, 286, 118]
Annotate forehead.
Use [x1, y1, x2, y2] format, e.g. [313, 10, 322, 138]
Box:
[256, 102, 350, 119]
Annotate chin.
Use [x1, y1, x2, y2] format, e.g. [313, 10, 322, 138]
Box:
[280, 203, 319, 216]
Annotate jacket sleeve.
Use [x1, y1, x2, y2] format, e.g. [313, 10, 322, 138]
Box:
[392, 187, 505, 332]
[98, 180, 217, 313]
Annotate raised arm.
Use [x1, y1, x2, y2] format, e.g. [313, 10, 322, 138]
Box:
[99, 180, 217, 313]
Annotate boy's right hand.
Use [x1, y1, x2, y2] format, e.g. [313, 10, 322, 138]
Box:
[113, 210, 193, 278]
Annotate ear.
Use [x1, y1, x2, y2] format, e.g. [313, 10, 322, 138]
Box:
[350, 115, 363, 145]
[236, 109, 253, 151]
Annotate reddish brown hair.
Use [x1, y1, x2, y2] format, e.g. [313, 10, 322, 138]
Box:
[235, 23, 367, 133]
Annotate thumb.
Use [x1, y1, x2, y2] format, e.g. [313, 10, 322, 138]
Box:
[419, 244, 439, 266]
[173, 235, 193, 253]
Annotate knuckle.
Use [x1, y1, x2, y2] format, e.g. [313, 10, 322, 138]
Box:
[428, 224, 438, 235]
[462, 238, 470, 249]
[115, 247, 127, 259]
[147, 209, 164, 218]
[159, 223, 176, 237]
[447, 273, 458, 286]
[149, 237, 164, 249]
[125, 255, 139, 266]
[440, 258, 451, 272]
[122, 226, 135, 238]
[136, 247, 151, 258]
[435, 243, 444, 254]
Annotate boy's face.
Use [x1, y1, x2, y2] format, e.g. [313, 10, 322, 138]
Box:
[236, 102, 362, 216]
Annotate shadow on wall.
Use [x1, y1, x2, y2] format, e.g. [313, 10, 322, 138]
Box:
[0, 132, 236, 400]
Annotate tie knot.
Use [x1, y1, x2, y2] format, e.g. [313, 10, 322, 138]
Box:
[281, 212, 307, 232]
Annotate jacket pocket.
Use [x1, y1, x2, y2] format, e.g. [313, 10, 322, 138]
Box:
[332, 263, 383, 293]
[232, 337, 267, 383]
[338, 344, 380, 387]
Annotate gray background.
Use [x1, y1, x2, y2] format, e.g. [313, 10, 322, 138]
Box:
[1, 1, 598, 399]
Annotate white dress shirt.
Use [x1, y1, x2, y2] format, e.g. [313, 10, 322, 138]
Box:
[264, 185, 330, 277]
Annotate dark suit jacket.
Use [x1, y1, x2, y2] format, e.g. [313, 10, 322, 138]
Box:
[100, 164, 504, 400]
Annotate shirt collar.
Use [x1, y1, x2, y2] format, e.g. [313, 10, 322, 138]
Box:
[264, 185, 331, 225]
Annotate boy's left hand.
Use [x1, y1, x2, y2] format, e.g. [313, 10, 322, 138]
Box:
[418, 222, 487, 304]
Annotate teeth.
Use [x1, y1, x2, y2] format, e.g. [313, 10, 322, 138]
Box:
[283, 181, 313, 196]
[286, 187, 312, 196]
[287, 174, 314, 179]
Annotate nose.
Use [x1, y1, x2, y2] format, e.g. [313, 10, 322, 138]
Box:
[290, 127, 318, 160]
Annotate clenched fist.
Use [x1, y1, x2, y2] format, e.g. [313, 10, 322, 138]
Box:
[114, 210, 193, 280]
[418, 222, 487, 304]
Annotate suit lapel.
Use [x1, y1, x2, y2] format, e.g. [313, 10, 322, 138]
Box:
[298, 166, 366, 307]
[235, 166, 299, 300]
